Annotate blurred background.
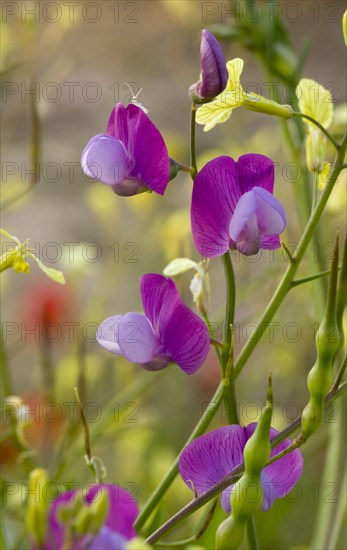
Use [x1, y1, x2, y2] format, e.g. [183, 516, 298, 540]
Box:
[1, 1, 346, 548]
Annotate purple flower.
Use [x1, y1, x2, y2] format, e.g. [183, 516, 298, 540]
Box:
[191, 154, 286, 257]
[81, 103, 170, 197]
[96, 274, 210, 375]
[179, 424, 303, 512]
[190, 29, 228, 101]
[43, 483, 138, 550]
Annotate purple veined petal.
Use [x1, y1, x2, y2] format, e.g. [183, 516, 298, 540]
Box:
[191, 156, 241, 258]
[81, 134, 131, 186]
[198, 29, 228, 99]
[260, 234, 281, 250]
[160, 301, 210, 374]
[245, 423, 304, 505]
[86, 484, 138, 541]
[117, 312, 160, 364]
[179, 426, 247, 512]
[237, 154, 275, 194]
[140, 274, 181, 335]
[96, 315, 123, 355]
[87, 527, 127, 550]
[111, 104, 170, 195]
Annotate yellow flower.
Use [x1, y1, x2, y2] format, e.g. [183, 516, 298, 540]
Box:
[196, 58, 293, 132]
[343, 10, 347, 47]
[0, 228, 65, 284]
[296, 78, 333, 175]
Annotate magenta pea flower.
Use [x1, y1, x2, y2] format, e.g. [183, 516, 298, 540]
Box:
[190, 29, 228, 101]
[191, 154, 286, 257]
[179, 423, 303, 512]
[96, 274, 210, 375]
[43, 483, 138, 550]
[81, 103, 170, 197]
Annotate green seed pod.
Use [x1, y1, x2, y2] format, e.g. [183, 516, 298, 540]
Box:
[215, 516, 245, 550]
[215, 375, 273, 550]
[301, 235, 340, 440]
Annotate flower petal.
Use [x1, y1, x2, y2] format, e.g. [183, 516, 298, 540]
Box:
[196, 98, 233, 132]
[254, 187, 286, 235]
[81, 134, 131, 186]
[117, 312, 160, 364]
[198, 29, 228, 99]
[229, 187, 285, 255]
[108, 104, 170, 195]
[179, 426, 247, 512]
[87, 528, 127, 550]
[86, 484, 139, 541]
[140, 274, 209, 374]
[237, 154, 275, 194]
[160, 300, 210, 374]
[191, 156, 241, 257]
[96, 315, 122, 355]
[140, 274, 180, 334]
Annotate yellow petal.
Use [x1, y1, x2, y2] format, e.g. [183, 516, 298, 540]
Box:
[343, 10, 347, 46]
[226, 58, 244, 91]
[296, 78, 333, 129]
[196, 98, 234, 132]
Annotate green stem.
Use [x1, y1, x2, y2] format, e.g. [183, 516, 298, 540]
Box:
[190, 104, 198, 179]
[233, 132, 347, 379]
[247, 517, 260, 550]
[293, 112, 339, 150]
[291, 267, 341, 288]
[134, 382, 225, 532]
[221, 253, 238, 425]
[145, 382, 347, 545]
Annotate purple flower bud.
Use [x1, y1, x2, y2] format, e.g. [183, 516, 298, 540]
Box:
[190, 29, 228, 102]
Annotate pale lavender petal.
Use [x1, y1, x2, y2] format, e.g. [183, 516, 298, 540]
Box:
[87, 528, 127, 550]
[245, 423, 304, 505]
[161, 301, 210, 374]
[198, 29, 228, 99]
[229, 190, 259, 255]
[81, 135, 131, 186]
[229, 187, 285, 255]
[191, 156, 241, 257]
[140, 274, 180, 334]
[254, 187, 286, 235]
[117, 312, 159, 364]
[109, 104, 170, 195]
[179, 426, 247, 511]
[96, 315, 122, 355]
[80, 134, 104, 178]
[237, 154, 275, 194]
[86, 484, 138, 540]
